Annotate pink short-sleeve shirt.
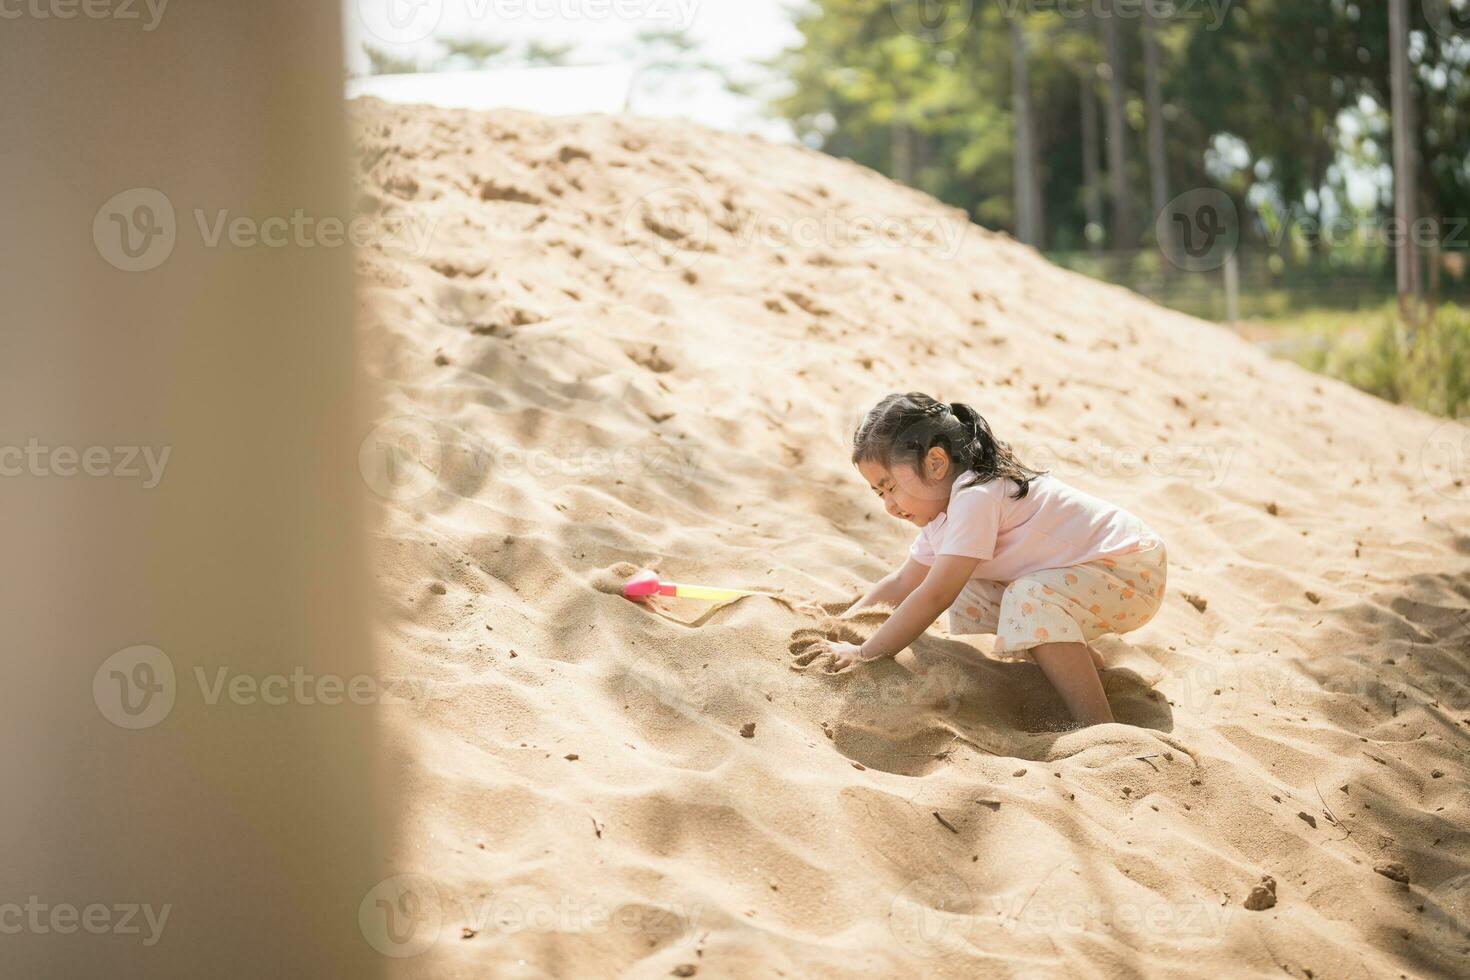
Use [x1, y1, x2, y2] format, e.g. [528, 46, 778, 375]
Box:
[909, 471, 1150, 583]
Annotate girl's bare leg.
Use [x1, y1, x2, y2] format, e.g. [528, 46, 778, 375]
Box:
[1031, 641, 1114, 726]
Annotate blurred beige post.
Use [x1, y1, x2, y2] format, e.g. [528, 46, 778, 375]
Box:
[1, 4, 382, 978]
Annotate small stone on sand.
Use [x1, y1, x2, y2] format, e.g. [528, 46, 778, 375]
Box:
[1244, 875, 1277, 911]
[1374, 861, 1410, 884]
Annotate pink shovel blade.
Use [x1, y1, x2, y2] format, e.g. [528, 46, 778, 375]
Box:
[622, 569, 663, 599]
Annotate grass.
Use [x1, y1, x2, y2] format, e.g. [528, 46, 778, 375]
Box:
[1249, 302, 1470, 418]
[1053, 251, 1469, 418]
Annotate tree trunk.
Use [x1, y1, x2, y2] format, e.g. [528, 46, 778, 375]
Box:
[1421, 184, 1441, 315]
[891, 117, 914, 186]
[1311, 148, 1332, 259]
[1143, 6, 1168, 236]
[1102, 3, 1134, 248]
[1011, 16, 1041, 247]
[1389, 0, 1418, 320]
[1081, 71, 1104, 253]
[1427, 231, 1441, 318]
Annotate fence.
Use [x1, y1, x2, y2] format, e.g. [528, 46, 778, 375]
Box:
[1044, 247, 1470, 323]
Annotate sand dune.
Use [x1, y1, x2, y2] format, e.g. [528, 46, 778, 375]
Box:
[351, 98, 1470, 978]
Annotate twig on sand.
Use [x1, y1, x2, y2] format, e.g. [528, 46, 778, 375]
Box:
[1314, 778, 1353, 842]
[932, 811, 959, 834]
[1134, 753, 1161, 772]
[1012, 864, 1064, 924]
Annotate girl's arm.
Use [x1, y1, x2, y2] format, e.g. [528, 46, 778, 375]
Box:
[843, 558, 931, 616]
[855, 554, 981, 662]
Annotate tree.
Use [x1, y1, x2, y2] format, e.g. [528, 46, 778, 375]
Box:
[766, 0, 1470, 294]
[1142, 3, 1169, 240]
[523, 40, 577, 67]
[1010, 13, 1043, 246]
[1389, 0, 1419, 316]
[772, 0, 1018, 227]
[1080, 68, 1104, 252]
[438, 37, 511, 70]
[362, 44, 419, 76]
[1100, 2, 1134, 248]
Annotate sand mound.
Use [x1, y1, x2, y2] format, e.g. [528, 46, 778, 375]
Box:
[351, 98, 1470, 978]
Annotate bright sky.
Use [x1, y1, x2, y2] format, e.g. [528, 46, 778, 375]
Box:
[343, 0, 803, 138]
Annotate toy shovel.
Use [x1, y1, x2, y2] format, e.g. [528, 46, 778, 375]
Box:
[622, 569, 773, 603]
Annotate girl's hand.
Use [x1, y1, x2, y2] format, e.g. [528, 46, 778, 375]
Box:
[789, 633, 875, 673]
[819, 640, 866, 672]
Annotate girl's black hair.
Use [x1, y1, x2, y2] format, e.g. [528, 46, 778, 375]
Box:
[851, 392, 1047, 499]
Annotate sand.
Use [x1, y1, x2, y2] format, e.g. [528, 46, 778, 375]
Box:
[350, 98, 1470, 978]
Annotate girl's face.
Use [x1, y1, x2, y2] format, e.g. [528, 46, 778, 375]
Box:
[856, 448, 956, 527]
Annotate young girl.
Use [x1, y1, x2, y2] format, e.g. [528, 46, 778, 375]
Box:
[807, 392, 1167, 726]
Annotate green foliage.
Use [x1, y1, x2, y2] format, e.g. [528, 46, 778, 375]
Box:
[523, 40, 577, 67]
[772, 0, 1020, 224]
[1300, 304, 1470, 418]
[361, 36, 572, 76]
[769, 0, 1470, 270]
[438, 37, 511, 69]
[362, 44, 419, 76]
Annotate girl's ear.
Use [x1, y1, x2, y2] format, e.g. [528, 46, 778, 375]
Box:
[925, 446, 950, 482]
